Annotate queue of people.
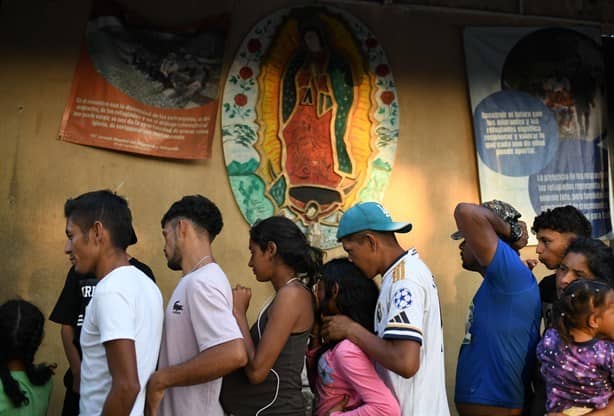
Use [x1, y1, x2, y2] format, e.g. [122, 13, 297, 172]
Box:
[0, 190, 612, 416]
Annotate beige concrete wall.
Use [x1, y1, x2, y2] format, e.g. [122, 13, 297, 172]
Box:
[0, 0, 560, 413]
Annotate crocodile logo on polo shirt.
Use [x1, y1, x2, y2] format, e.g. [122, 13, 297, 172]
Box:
[172, 301, 184, 314]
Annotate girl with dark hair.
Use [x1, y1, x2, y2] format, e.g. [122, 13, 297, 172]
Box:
[537, 280, 614, 415]
[307, 258, 400, 416]
[221, 216, 322, 415]
[0, 299, 55, 415]
[556, 237, 614, 298]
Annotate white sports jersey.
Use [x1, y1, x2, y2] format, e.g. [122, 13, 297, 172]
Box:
[375, 249, 450, 416]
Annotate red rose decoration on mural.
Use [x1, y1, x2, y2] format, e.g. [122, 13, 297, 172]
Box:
[234, 93, 247, 107]
[247, 38, 262, 53]
[381, 91, 395, 105]
[375, 64, 390, 77]
[239, 66, 253, 79]
[365, 38, 378, 48]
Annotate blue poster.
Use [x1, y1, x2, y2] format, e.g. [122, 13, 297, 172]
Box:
[464, 27, 611, 238]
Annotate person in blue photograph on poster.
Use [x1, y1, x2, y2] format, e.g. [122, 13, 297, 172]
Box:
[503, 28, 609, 237]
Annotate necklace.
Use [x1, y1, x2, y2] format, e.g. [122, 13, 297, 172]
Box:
[190, 255, 211, 274]
[285, 276, 300, 286]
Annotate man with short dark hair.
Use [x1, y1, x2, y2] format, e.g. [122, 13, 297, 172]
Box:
[531, 205, 591, 328]
[51, 221, 155, 416]
[145, 195, 247, 416]
[63, 190, 163, 416]
[321, 202, 449, 416]
[453, 200, 541, 416]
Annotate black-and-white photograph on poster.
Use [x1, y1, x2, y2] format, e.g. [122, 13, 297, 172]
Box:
[464, 27, 610, 239]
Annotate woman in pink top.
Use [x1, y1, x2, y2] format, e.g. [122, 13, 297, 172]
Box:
[307, 258, 400, 416]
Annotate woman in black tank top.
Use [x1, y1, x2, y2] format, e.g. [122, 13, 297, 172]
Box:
[221, 216, 322, 415]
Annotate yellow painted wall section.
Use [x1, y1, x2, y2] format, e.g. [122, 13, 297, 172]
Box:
[0, 0, 564, 414]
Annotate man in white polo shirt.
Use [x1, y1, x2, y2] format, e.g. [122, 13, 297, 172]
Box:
[145, 195, 247, 416]
[321, 201, 450, 415]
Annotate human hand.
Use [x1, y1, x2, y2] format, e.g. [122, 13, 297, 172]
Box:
[321, 315, 353, 342]
[326, 395, 349, 415]
[511, 221, 529, 251]
[524, 258, 539, 270]
[145, 371, 166, 416]
[233, 284, 252, 315]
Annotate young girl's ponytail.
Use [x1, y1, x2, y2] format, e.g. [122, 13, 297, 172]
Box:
[554, 279, 613, 343]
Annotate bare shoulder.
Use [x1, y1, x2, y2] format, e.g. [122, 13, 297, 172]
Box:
[270, 283, 314, 328]
[275, 282, 312, 305]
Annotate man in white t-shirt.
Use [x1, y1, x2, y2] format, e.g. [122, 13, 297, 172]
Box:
[63, 190, 163, 416]
[321, 202, 450, 415]
[145, 195, 247, 416]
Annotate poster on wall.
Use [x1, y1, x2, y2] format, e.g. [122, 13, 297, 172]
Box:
[222, 6, 400, 249]
[464, 27, 611, 239]
[59, 2, 228, 159]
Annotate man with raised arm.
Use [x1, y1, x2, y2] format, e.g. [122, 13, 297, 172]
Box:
[452, 200, 541, 416]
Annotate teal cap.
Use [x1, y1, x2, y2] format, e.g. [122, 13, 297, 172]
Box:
[337, 202, 412, 240]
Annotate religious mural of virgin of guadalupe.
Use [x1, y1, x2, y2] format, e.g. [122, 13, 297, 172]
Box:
[222, 6, 399, 248]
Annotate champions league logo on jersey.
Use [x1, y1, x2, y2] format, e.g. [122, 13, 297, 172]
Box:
[393, 288, 412, 309]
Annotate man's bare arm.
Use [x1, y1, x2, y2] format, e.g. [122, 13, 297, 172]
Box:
[321, 315, 420, 378]
[102, 339, 140, 416]
[145, 338, 247, 416]
[454, 203, 517, 267]
[157, 338, 247, 386]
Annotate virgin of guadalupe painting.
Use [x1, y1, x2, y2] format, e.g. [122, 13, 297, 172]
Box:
[222, 6, 399, 248]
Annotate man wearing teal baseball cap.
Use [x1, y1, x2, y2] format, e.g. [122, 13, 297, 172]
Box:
[321, 201, 450, 416]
